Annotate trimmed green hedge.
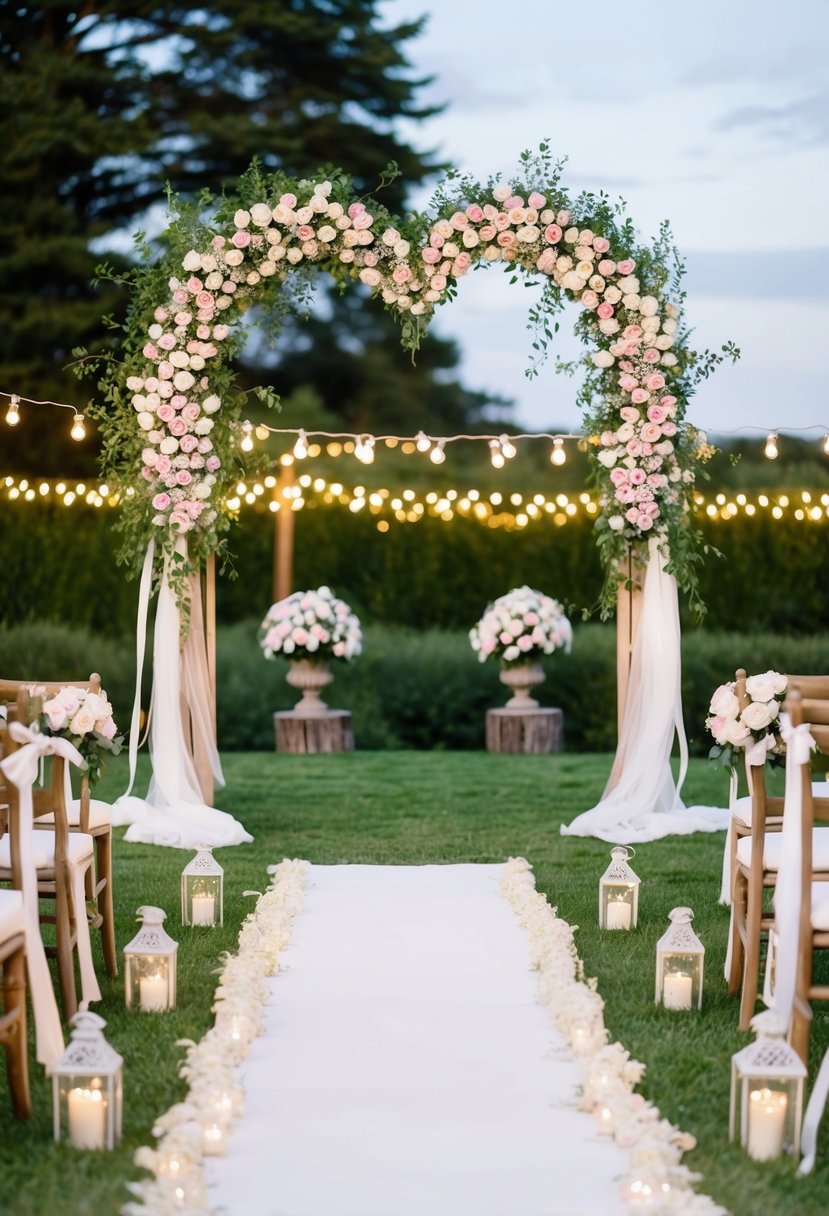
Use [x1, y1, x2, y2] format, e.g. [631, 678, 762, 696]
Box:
[0, 498, 827, 636]
[1, 620, 827, 755]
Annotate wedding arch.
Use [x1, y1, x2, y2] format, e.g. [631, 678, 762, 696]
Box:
[94, 149, 735, 847]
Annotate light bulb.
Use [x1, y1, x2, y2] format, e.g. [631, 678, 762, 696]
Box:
[500, 434, 516, 460]
[240, 420, 254, 452]
[764, 431, 778, 460]
[355, 436, 375, 465]
[489, 439, 504, 469]
[823, 433, 829, 456]
[415, 431, 431, 453]
[70, 413, 86, 441]
[550, 438, 566, 466]
[6, 394, 20, 426]
[430, 441, 446, 465]
[293, 430, 308, 460]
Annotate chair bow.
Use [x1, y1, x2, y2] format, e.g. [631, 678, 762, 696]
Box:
[1, 721, 85, 792]
[779, 714, 816, 766]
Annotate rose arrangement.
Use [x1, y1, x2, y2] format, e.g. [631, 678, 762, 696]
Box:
[259, 586, 362, 663]
[94, 150, 734, 612]
[39, 685, 123, 784]
[706, 670, 788, 769]
[469, 586, 572, 665]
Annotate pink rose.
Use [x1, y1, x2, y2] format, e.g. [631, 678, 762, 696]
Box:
[429, 231, 445, 249]
[180, 434, 198, 453]
[182, 404, 200, 423]
[629, 468, 646, 486]
[648, 473, 667, 488]
[169, 417, 187, 436]
[449, 211, 468, 229]
[593, 237, 610, 254]
[643, 348, 661, 363]
[598, 259, 616, 276]
[231, 230, 250, 248]
[479, 224, 496, 242]
[466, 204, 484, 222]
[206, 455, 221, 472]
[392, 265, 411, 284]
[497, 231, 517, 247]
[195, 291, 214, 309]
[142, 342, 158, 360]
[630, 388, 650, 404]
[644, 372, 666, 391]
[623, 325, 643, 340]
[158, 333, 176, 350]
[157, 360, 174, 379]
[157, 404, 175, 423]
[620, 406, 640, 423]
[155, 456, 172, 475]
[454, 252, 472, 271]
[536, 249, 557, 273]
[170, 394, 187, 409]
[616, 259, 636, 275]
[175, 469, 193, 486]
[637, 513, 654, 530]
[352, 212, 373, 230]
[280, 192, 297, 209]
[625, 507, 640, 524]
[647, 405, 667, 424]
[596, 302, 614, 319]
[98, 717, 117, 740]
[297, 225, 314, 240]
[157, 380, 173, 398]
[544, 224, 562, 244]
[617, 485, 636, 504]
[172, 288, 189, 305]
[626, 438, 643, 457]
[153, 307, 168, 323]
[152, 492, 171, 511]
[186, 276, 202, 293]
[660, 395, 678, 412]
[422, 246, 440, 264]
[347, 202, 365, 219]
[505, 195, 524, 209]
[609, 468, 628, 487]
[641, 423, 662, 443]
[581, 290, 599, 309]
[662, 421, 678, 436]
[528, 191, 546, 209]
[619, 360, 634, 373]
[619, 374, 639, 393]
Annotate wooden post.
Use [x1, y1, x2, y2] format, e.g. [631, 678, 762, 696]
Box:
[616, 547, 644, 736]
[273, 461, 296, 603]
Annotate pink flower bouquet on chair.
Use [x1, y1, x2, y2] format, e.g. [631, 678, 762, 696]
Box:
[705, 670, 787, 770]
[39, 686, 123, 784]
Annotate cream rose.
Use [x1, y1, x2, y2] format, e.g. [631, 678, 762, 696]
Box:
[709, 684, 739, 718]
[741, 701, 776, 732]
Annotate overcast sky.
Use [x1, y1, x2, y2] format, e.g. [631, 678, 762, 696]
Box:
[388, 0, 829, 439]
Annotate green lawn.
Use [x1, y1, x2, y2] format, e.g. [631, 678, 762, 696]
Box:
[1, 751, 827, 1216]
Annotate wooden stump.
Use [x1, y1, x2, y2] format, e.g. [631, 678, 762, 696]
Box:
[274, 710, 354, 754]
[486, 707, 563, 755]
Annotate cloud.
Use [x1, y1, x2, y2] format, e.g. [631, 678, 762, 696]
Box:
[715, 88, 829, 148]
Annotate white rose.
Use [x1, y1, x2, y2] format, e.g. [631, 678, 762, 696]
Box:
[492, 183, 511, 202]
[463, 229, 480, 247]
[259, 260, 276, 276]
[137, 412, 155, 431]
[190, 355, 205, 370]
[709, 685, 739, 718]
[639, 295, 659, 316]
[250, 203, 273, 227]
[205, 271, 223, 290]
[608, 515, 625, 532]
[182, 250, 202, 272]
[661, 352, 678, 366]
[201, 253, 218, 272]
[193, 481, 212, 499]
[592, 350, 615, 369]
[562, 270, 584, 291]
[745, 672, 778, 703]
[173, 371, 195, 391]
[723, 717, 751, 747]
[148, 323, 163, 339]
[169, 350, 190, 368]
[603, 286, 622, 304]
[202, 395, 221, 414]
[597, 449, 617, 468]
[194, 418, 214, 435]
[575, 260, 593, 278]
[616, 422, 635, 443]
[564, 226, 579, 243]
[589, 275, 606, 292]
[233, 209, 251, 228]
[286, 247, 303, 264]
[642, 316, 660, 332]
[742, 701, 775, 732]
[617, 275, 640, 294]
[224, 249, 244, 267]
[317, 225, 337, 243]
[393, 240, 410, 258]
[622, 293, 641, 310]
[655, 334, 674, 350]
[598, 318, 619, 335]
[503, 645, 520, 662]
[160, 436, 179, 454]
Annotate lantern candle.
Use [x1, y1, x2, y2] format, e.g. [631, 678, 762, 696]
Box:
[663, 973, 693, 1010]
[191, 893, 215, 926]
[606, 899, 631, 930]
[68, 1087, 105, 1150]
[139, 974, 168, 1012]
[747, 1088, 788, 1161]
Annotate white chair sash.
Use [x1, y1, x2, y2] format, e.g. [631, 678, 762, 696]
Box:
[798, 1047, 829, 1176]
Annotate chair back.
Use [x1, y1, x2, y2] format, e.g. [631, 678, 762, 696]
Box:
[0, 688, 72, 868]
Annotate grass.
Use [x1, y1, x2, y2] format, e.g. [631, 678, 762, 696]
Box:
[1, 750, 827, 1216]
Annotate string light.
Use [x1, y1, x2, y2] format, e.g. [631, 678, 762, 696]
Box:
[823, 434, 829, 456]
[550, 437, 566, 466]
[6, 395, 20, 426]
[415, 431, 432, 453]
[499, 434, 517, 460]
[70, 413, 86, 441]
[240, 420, 254, 452]
[354, 435, 375, 465]
[489, 438, 505, 469]
[764, 431, 779, 460]
[292, 429, 308, 460]
[430, 440, 447, 465]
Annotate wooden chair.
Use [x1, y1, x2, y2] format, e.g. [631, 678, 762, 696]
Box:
[0, 675, 116, 979]
[0, 887, 30, 1117]
[729, 672, 829, 1030]
[0, 689, 96, 1019]
[787, 688, 829, 1064]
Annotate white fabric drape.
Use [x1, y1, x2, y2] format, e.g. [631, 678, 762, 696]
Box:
[112, 541, 251, 850]
[561, 538, 729, 842]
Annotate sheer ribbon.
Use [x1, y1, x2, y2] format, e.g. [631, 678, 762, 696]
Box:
[113, 540, 250, 850]
[1, 724, 102, 1065]
[561, 538, 729, 842]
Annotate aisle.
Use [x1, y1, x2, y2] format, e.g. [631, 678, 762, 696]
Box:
[205, 864, 628, 1216]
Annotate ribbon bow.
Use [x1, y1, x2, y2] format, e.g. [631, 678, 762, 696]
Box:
[778, 713, 816, 766]
[1, 721, 85, 792]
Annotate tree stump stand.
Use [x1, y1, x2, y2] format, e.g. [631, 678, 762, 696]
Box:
[274, 710, 354, 754]
[486, 707, 563, 754]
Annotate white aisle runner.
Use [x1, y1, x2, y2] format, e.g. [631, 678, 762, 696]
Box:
[205, 864, 628, 1216]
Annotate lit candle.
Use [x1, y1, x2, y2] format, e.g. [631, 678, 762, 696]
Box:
[68, 1087, 105, 1149]
[747, 1088, 788, 1161]
[662, 973, 693, 1010]
[202, 1121, 227, 1155]
[606, 900, 631, 930]
[191, 893, 215, 926]
[139, 972, 168, 1012]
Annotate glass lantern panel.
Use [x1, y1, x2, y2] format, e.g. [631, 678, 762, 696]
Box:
[182, 874, 223, 926]
[600, 883, 638, 930]
[125, 953, 176, 1012]
[58, 1073, 113, 1150]
[658, 950, 703, 1009]
[740, 1076, 803, 1160]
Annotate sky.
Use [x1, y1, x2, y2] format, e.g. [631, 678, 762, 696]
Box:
[386, 0, 829, 439]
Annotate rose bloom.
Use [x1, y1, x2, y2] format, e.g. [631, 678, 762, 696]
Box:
[630, 388, 650, 405]
[609, 467, 628, 487]
[746, 671, 786, 702]
[620, 406, 640, 423]
[616, 259, 636, 275]
[643, 347, 661, 364]
[742, 701, 776, 732]
[629, 468, 646, 486]
[596, 302, 614, 319]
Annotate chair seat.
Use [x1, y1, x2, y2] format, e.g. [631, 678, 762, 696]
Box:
[731, 781, 829, 826]
[39, 798, 112, 831]
[0, 830, 94, 872]
[810, 884, 829, 930]
[737, 826, 829, 872]
[0, 888, 25, 939]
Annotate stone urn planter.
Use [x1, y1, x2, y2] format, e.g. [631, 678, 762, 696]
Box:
[285, 659, 334, 715]
[499, 660, 545, 710]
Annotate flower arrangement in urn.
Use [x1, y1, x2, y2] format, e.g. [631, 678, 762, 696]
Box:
[706, 669, 788, 770]
[259, 586, 362, 714]
[39, 685, 123, 784]
[469, 586, 572, 709]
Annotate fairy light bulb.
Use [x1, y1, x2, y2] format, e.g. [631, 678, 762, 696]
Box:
[415, 431, 431, 453]
[764, 431, 778, 460]
[500, 434, 517, 460]
[70, 413, 86, 441]
[550, 437, 566, 465]
[240, 420, 254, 452]
[822, 433, 829, 456]
[489, 439, 505, 469]
[6, 394, 20, 426]
[430, 440, 446, 465]
[293, 429, 308, 460]
[355, 436, 375, 465]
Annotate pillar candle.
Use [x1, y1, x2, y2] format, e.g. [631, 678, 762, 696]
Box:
[662, 972, 693, 1010]
[747, 1088, 787, 1161]
[191, 893, 215, 926]
[68, 1087, 105, 1149]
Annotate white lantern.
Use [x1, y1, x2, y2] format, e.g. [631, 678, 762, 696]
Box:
[599, 846, 639, 930]
[124, 906, 178, 1012]
[730, 1010, 806, 1161]
[181, 844, 224, 927]
[655, 907, 704, 1011]
[51, 1011, 122, 1150]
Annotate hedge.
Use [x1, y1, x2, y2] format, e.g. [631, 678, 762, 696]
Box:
[1, 620, 827, 755]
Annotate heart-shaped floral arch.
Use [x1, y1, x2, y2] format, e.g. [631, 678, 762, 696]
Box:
[96, 151, 734, 610]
